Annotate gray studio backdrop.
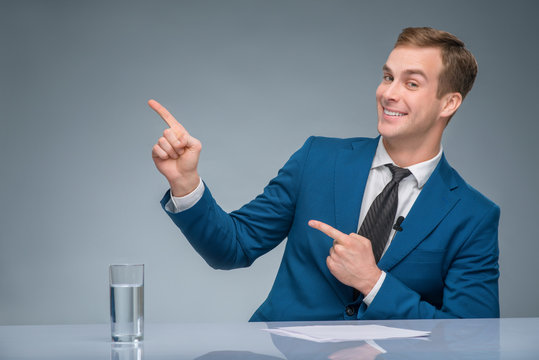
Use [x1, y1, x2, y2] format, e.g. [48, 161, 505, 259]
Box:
[1, 0, 538, 325]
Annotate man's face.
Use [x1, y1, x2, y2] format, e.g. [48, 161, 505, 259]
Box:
[376, 46, 446, 146]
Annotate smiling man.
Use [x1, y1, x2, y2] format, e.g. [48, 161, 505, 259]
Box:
[151, 27, 500, 320]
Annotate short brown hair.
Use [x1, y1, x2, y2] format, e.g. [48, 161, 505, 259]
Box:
[395, 27, 477, 99]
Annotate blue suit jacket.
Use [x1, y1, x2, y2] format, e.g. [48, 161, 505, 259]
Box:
[161, 136, 500, 321]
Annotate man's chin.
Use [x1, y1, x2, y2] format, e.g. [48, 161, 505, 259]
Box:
[377, 121, 400, 139]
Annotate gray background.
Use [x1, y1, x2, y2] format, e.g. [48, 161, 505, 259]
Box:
[1, 0, 538, 325]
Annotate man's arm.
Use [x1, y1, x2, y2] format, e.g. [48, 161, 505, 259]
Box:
[160, 137, 315, 270]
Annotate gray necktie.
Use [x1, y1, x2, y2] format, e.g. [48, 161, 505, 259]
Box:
[358, 164, 412, 263]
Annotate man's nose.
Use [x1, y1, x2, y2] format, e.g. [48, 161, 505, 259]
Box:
[382, 81, 401, 103]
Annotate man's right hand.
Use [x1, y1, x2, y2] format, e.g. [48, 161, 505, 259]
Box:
[149, 99, 202, 197]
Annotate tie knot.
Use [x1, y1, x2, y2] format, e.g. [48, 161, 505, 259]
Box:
[386, 163, 411, 183]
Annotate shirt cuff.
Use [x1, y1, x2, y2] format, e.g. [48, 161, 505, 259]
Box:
[165, 178, 204, 213]
[362, 271, 386, 306]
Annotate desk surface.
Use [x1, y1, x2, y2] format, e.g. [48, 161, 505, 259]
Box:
[1, 318, 538, 359]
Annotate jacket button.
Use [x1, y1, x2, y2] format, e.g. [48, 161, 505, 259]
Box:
[345, 305, 355, 316]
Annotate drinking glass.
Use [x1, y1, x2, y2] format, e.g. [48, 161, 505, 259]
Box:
[109, 264, 144, 342]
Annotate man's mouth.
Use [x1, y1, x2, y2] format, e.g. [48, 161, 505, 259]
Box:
[383, 108, 407, 116]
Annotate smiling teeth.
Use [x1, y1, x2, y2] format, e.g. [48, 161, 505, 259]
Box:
[384, 109, 406, 116]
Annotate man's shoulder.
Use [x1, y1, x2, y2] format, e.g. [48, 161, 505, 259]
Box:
[442, 159, 499, 212]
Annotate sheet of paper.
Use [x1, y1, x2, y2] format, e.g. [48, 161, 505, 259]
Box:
[263, 324, 430, 343]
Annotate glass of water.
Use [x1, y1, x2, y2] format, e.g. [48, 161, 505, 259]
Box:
[109, 264, 144, 342]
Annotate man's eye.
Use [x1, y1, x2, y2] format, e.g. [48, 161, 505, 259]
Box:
[407, 82, 419, 88]
[383, 75, 393, 82]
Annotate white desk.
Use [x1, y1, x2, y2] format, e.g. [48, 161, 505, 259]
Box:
[1, 318, 538, 359]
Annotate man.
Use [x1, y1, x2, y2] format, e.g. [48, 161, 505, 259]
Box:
[150, 27, 500, 321]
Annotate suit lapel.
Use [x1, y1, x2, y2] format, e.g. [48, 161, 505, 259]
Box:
[378, 155, 460, 271]
[334, 137, 379, 235]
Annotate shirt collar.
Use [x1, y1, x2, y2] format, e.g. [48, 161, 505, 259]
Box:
[372, 137, 443, 189]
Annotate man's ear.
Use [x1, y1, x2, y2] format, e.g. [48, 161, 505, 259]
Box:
[440, 92, 463, 118]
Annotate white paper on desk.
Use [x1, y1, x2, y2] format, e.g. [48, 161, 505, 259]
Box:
[263, 325, 430, 343]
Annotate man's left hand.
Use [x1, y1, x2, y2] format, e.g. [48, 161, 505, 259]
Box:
[308, 220, 382, 296]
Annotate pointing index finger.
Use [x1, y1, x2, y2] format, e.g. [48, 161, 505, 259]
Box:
[308, 220, 346, 242]
[148, 99, 185, 132]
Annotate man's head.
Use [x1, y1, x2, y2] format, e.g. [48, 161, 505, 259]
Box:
[376, 27, 477, 162]
[394, 27, 477, 100]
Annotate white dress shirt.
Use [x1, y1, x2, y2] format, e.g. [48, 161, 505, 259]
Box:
[166, 137, 442, 306]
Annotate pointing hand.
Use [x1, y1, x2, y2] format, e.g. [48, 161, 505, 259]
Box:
[308, 220, 382, 296]
[149, 99, 202, 196]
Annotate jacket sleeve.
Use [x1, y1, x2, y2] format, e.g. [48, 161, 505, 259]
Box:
[357, 204, 500, 319]
[160, 137, 315, 270]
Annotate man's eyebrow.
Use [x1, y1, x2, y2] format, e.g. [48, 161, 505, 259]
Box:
[382, 64, 428, 80]
[403, 69, 427, 79]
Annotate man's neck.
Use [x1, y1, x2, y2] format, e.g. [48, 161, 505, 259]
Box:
[382, 136, 442, 167]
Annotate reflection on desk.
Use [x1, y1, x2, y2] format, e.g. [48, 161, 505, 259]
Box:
[111, 342, 143, 360]
[1, 318, 538, 359]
